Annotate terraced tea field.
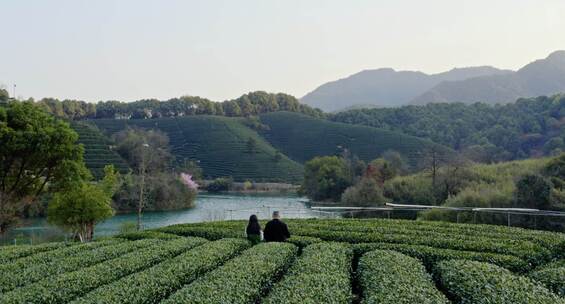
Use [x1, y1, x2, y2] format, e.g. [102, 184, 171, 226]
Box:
[90, 116, 304, 183]
[72, 122, 130, 179]
[2, 219, 564, 303]
[259, 112, 453, 167]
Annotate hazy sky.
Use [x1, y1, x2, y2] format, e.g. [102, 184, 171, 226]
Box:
[1, 0, 564, 102]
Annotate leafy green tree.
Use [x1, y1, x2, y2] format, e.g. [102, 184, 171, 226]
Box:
[0, 89, 9, 102]
[514, 174, 552, 209]
[0, 102, 87, 234]
[48, 184, 113, 242]
[302, 156, 352, 201]
[223, 101, 241, 117]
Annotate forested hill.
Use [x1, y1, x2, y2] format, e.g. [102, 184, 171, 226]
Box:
[331, 94, 565, 162]
[84, 112, 452, 182]
[34, 91, 325, 120]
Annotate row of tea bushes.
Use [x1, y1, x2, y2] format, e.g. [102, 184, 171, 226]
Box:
[289, 228, 548, 264]
[157, 226, 242, 240]
[262, 242, 352, 304]
[0, 241, 69, 264]
[0, 237, 207, 304]
[163, 220, 555, 263]
[529, 261, 565, 297]
[114, 231, 181, 241]
[73, 238, 250, 304]
[353, 243, 529, 273]
[358, 250, 449, 304]
[0, 239, 157, 292]
[435, 260, 565, 304]
[180, 218, 565, 252]
[284, 236, 322, 249]
[0, 240, 116, 278]
[162, 242, 297, 304]
[288, 220, 563, 252]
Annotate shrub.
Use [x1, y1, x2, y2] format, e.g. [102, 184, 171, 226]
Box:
[358, 250, 448, 304]
[435, 260, 565, 304]
[529, 264, 565, 296]
[353, 243, 529, 273]
[0, 241, 70, 264]
[162, 242, 297, 304]
[206, 177, 233, 193]
[285, 236, 322, 249]
[263, 242, 352, 304]
[115, 231, 180, 240]
[73, 238, 250, 304]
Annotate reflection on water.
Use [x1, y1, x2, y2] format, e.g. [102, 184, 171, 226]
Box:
[1, 193, 321, 245]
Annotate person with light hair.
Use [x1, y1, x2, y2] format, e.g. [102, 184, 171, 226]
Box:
[263, 211, 290, 242]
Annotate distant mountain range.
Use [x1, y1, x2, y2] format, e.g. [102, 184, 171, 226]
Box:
[301, 51, 565, 111]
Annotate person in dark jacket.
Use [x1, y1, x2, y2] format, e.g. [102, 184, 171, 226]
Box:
[263, 211, 290, 242]
[246, 214, 262, 244]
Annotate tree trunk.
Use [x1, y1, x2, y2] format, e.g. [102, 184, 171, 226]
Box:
[138, 169, 145, 231]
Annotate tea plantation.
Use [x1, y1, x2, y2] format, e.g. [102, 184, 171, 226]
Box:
[259, 112, 453, 167]
[72, 122, 130, 179]
[1, 219, 565, 303]
[89, 116, 304, 183]
[83, 113, 453, 182]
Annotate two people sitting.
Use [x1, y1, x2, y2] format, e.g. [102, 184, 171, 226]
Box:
[246, 211, 290, 244]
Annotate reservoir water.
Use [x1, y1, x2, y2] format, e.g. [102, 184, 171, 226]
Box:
[1, 193, 323, 245]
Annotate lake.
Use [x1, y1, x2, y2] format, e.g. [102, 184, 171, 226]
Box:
[0, 193, 327, 245]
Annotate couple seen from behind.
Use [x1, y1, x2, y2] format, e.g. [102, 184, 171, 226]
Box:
[246, 211, 290, 245]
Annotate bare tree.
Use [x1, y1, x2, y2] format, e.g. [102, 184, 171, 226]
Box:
[113, 128, 172, 230]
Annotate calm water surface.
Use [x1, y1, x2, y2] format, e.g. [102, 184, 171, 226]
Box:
[1, 193, 321, 245]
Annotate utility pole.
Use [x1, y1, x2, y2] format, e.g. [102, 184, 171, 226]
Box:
[13, 84, 16, 99]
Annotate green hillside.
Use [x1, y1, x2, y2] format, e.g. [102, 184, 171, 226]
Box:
[259, 111, 453, 167]
[72, 122, 130, 179]
[90, 116, 304, 183]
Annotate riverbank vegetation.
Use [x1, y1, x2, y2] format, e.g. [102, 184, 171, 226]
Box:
[0, 101, 199, 239]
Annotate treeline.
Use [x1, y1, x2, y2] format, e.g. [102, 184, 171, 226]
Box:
[331, 95, 565, 162]
[32, 91, 324, 120]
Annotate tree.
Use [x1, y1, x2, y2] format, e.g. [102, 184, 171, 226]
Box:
[246, 137, 257, 153]
[178, 159, 203, 180]
[514, 174, 553, 209]
[341, 177, 386, 206]
[0, 89, 9, 102]
[369, 158, 397, 185]
[48, 185, 113, 242]
[222, 101, 241, 117]
[302, 156, 352, 201]
[0, 102, 87, 234]
[113, 128, 172, 230]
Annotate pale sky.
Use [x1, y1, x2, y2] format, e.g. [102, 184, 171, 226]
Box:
[1, 0, 564, 102]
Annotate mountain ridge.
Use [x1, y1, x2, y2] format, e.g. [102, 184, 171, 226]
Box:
[302, 51, 565, 111]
